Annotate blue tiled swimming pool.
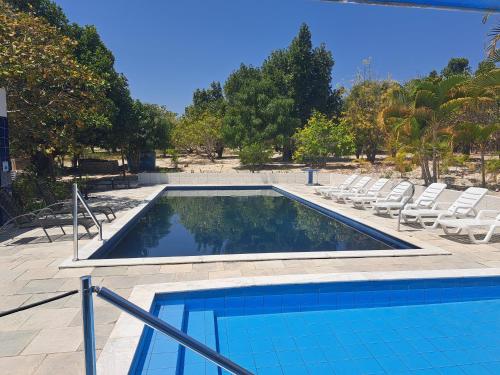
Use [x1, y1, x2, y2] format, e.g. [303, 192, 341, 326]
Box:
[131, 277, 500, 375]
[92, 187, 416, 259]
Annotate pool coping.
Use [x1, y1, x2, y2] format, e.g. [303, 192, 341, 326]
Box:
[59, 184, 449, 269]
[97, 267, 500, 374]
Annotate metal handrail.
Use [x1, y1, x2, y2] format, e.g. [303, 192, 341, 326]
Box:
[80, 276, 252, 375]
[73, 183, 102, 261]
[397, 181, 415, 232]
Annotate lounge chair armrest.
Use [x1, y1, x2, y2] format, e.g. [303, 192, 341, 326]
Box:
[0, 212, 37, 230]
[416, 199, 434, 208]
[477, 210, 500, 220]
[432, 202, 453, 210]
[34, 207, 58, 218]
[448, 205, 475, 216]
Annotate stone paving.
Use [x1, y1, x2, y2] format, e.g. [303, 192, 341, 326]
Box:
[1, 184, 500, 374]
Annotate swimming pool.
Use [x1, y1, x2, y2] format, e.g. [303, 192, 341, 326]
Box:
[91, 187, 416, 259]
[131, 277, 500, 375]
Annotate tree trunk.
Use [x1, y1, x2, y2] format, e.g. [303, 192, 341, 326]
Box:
[121, 150, 126, 178]
[282, 139, 294, 162]
[420, 155, 432, 186]
[366, 149, 377, 163]
[432, 125, 438, 183]
[216, 146, 224, 159]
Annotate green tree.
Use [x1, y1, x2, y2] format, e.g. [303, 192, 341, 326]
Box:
[184, 81, 226, 158]
[239, 143, 273, 172]
[128, 101, 175, 171]
[441, 57, 471, 78]
[262, 23, 341, 160]
[344, 79, 397, 162]
[0, 1, 107, 175]
[6, 0, 136, 166]
[293, 112, 354, 166]
[224, 24, 341, 161]
[223, 64, 299, 149]
[174, 111, 224, 161]
[447, 68, 500, 186]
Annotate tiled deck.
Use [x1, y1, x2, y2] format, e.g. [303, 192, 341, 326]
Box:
[1, 184, 499, 374]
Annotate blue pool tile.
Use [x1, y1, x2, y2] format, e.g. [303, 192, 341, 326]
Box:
[227, 354, 255, 370]
[356, 358, 385, 374]
[254, 352, 279, 368]
[147, 352, 178, 370]
[182, 363, 205, 375]
[272, 337, 297, 352]
[376, 355, 410, 373]
[256, 366, 283, 375]
[400, 353, 433, 370]
[281, 364, 307, 375]
[329, 359, 360, 374]
[131, 279, 500, 375]
[364, 341, 394, 357]
[146, 368, 176, 375]
[276, 350, 304, 366]
[298, 347, 327, 364]
[422, 351, 455, 368]
[343, 343, 373, 359]
[437, 366, 467, 374]
[305, 363, 333, 374]
[459, 364, 492, 375]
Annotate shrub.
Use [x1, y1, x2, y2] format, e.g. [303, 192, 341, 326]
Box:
[239, 143, 273, 172]
[293, 112, 354, 166]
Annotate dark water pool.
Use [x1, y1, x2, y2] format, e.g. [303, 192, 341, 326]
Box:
[93, 189, 413, 259]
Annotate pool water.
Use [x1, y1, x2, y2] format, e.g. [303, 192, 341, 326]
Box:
[94, 188, 414, 259]
[131, 278, 500, 375]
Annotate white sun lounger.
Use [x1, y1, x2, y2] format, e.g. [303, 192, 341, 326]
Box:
[328, 176, 372, 202]
[348, 178, 392, 209]
[436, 210, 500, 244]
[316, 174, 358, 196]
[368, 183, 447, 214]
[400, 187, 488, 228]
[372, 181, 414, 217]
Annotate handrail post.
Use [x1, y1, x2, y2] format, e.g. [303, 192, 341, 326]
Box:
[81, 276, 97, 375]
[73, 183, 79, 261]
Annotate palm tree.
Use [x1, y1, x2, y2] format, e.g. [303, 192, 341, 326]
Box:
[445, 68, 500, 186]
[381, 76, 466, 185]
[381, 83, 434, 185]
[412, 75, 467, 182]
[487, 20, 499, 64]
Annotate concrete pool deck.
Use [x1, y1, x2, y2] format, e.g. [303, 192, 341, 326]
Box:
[1, 183, 500, 374]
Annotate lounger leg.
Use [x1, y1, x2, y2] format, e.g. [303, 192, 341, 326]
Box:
[42, 227, 53, 243]
[442, 226, 462, 235]
[60, 226, 66, 235]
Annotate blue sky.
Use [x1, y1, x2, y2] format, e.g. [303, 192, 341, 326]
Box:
[54, 0, 494, 114]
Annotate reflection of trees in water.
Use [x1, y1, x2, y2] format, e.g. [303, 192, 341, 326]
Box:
[105, 194, 391, 258]
[169, 195, 389, 254]
[294, 205, 390, 250]
[108, 198, 174, 258]
[294, 204, 347, 245]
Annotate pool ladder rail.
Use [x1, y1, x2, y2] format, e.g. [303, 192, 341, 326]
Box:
[81, 276, 253, 375]
[73, 183, 103, 261]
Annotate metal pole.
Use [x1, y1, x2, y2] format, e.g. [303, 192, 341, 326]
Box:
[95, 286, 253, 375]
[81, 276, 97, 375]
[73, 183, 79, 261]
